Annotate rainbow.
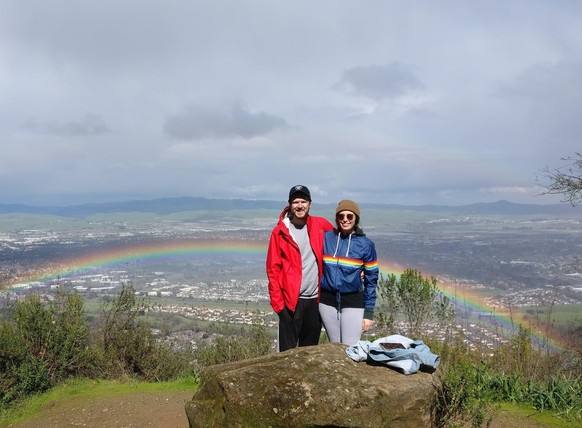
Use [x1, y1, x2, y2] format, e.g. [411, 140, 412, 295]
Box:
[377, 260, 566, 351]
[440, 282, 564, 349]
[12, 239, 268, 284]
[6, 241, 565, 350]
[16, 241, 406, 286]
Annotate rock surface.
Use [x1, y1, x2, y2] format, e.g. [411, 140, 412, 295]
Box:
[185, 342, 437, 427]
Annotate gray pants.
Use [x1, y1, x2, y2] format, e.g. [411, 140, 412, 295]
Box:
[319, 303, 364, 346]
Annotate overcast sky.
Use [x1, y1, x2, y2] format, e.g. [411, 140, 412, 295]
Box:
[1, 1, 581, 207]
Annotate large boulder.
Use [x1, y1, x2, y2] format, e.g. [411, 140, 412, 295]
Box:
[185, 342, 437, 427]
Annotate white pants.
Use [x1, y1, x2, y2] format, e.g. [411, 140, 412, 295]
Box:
[319, 303, 364, 346]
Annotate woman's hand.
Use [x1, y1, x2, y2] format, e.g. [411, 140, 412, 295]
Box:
[362, 318, 374, 332]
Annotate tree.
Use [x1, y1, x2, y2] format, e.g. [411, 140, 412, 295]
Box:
[539, 152, 582, 206]
[376, 268, 455, 338]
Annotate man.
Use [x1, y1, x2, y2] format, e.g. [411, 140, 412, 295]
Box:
[266, 185, 334, 352]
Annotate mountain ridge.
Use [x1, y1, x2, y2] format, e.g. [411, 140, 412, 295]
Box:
[0, 197, 579, 217]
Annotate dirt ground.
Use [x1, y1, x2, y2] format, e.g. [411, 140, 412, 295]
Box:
[487, 409, 549, 428]
[4, 391, 557, 428]
[6, 391, 194, 428]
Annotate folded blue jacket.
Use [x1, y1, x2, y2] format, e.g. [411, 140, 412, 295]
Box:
[346, 335, 440, 375]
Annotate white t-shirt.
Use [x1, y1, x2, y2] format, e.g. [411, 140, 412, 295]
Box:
[289, 222, 318, 299]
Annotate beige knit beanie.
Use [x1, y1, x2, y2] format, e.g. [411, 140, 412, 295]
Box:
[335, 199, 360, 218]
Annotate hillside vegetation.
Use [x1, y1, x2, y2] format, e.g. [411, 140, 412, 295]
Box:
[1, 275, 581, 427]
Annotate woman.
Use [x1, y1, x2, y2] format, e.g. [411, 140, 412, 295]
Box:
[319, 199, 379, 346]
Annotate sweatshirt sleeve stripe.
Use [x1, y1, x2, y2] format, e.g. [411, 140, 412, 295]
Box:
[323, 255, 365, 268]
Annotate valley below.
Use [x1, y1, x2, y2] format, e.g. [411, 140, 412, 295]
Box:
[1, 202, 581, 351]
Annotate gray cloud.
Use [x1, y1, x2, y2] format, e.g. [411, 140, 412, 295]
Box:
[498, 61, 582, 100]
[22, 114, 110, 137]
[333, 63, 426, 102]
[163, 103, 288, 140]
[1, 1, 580, 206]
[492, 60, 582, 153]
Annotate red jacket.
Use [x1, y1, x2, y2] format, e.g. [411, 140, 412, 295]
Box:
[266, 207, 333, 313]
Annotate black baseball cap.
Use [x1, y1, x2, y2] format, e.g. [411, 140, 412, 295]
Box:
[288, 185, 311, 202]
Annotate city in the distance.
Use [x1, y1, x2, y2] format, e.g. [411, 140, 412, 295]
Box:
[1, 197, 581, 352]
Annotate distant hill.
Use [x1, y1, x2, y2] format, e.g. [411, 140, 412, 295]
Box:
[366, 199, 581, 216]
[0, 197, 284, 217]
[0, 197, 579, 218]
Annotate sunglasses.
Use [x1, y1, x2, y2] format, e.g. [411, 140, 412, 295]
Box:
[336, 213, 355, 221]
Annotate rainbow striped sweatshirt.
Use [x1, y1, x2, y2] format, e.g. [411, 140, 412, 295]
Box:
[321, 229, 379, 318]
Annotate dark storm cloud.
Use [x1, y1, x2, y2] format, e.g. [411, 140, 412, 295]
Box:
[333, 63, 426, 101]
[23, 114, 110, 136]
[163, 103, 288, 140]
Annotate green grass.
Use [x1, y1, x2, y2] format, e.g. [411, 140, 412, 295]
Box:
[81, 295, 273, 317]
[495, 402, 581, 428]
[0, 214, 78, 232]
[4, 378, 577, 428]
[0, 377, 199, 427]
[145, 296, 271, 311]
[541, 304, 582, 325]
